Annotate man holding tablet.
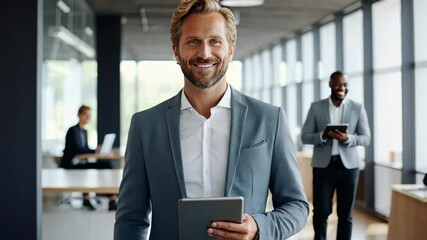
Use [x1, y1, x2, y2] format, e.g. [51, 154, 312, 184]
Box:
[301, 71, 371, 240]
[114, 0, 308, 239]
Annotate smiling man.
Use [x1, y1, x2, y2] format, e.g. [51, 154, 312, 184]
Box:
[114, 0, 309, 239]
[301, 71, 371, 240]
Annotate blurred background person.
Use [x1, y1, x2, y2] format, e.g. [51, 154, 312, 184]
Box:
[301, 71, 371, 240]
[61, 105, 117, 211]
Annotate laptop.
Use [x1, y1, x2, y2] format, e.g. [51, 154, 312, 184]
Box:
[99, 133, 116, 155]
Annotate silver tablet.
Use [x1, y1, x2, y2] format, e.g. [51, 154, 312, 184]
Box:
[178, 196, 244, 240]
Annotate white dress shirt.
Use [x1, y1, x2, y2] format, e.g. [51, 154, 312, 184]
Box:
[329, 97, 345, 155]
[180, 85, 231, 198]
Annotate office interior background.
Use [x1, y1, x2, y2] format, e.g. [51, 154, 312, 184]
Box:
[1, 0, 426, 239]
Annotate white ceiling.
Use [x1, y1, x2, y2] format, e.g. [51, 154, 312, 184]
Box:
[85, 0, 360, 60]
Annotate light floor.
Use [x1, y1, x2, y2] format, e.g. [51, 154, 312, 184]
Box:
[290, 204, 388, 240]
[42, 195, 388, 240]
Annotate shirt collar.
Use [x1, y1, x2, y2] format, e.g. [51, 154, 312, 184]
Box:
[329, 95, 347, 107]
[180, 84, 231, 111]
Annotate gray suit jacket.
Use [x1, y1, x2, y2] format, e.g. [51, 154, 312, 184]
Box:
[301, 98, 371, 169]
[114, 88, 309, 240]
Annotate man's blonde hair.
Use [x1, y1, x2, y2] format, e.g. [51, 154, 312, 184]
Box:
[170, 0, 237, 47]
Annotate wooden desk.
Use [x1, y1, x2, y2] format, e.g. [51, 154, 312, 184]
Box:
[76, 153, 124, 160]
[388, 184, 427, 240]
[296, 152, 313, 201]
[42, 169, 123, 194]
[50, 153, 124, 161]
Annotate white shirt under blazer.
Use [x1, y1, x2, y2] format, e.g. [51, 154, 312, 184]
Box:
[180, 85, 231, 198]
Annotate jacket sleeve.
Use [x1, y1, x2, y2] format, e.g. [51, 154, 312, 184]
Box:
[346, 104, 371, 147]
[252, 108, 309, 239]
[114, 114, 151, 240]
[301, 103, 324, 146]
[70, 128, 95, 154]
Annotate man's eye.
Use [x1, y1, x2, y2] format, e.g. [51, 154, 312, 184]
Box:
[188, 40, 199, 45]
[211, 39, 221, 44]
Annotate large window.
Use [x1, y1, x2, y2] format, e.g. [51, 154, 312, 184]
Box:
[372, 0, 402, 167]
[415, 69, 427, 173]
[319, 22, 336, 99]
[120, 61, 138, 147]
[271, 44, 283, 107]
[414, 0, 427, 63]
[414, 0, 427, 173]
[343, 9, 365, 162]
[343, 9, 364, 104]
[242, 58, 254, 94]
[301, 32, 314, 123]
[283, 39, 299, 145]
[346, 76, 364, 106]
[286, 39, 297, 85]
[261, 49, 272, 103]
[286, 84, 299, 145]
[252, 54, 262, 100]
[41, 60, 97, 156]
[41, 0, 97, 158]
[373, 72, 402, 167]
[344, 10, 364, 75]
[372, 0, 402, 69]
[302, 32, 314, 82]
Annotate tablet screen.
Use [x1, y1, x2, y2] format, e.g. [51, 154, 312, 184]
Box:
[322, 123, 348, 139]
[178, 196, 244, 240]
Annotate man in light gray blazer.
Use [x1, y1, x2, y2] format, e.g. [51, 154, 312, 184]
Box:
[114, 0, 308, 240]
[301, 71, 371, 240]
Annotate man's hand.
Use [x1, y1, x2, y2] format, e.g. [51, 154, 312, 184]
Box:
[207, 213, 259, 240]
[328, 129, 349, 142]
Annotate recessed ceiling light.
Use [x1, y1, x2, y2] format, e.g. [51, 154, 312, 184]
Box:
[221, 0, 265, 7]
[56, 0, 71, 13]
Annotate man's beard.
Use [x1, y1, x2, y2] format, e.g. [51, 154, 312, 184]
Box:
[179, 57, 228, 89]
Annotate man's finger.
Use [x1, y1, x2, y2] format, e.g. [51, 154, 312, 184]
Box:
[211, 221, 245, 233]
[207, 227, 243, 240]
[334, 129, 344, 135]
[328, 131, 339, 137]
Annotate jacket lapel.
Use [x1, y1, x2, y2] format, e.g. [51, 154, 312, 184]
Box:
[322, 98, 331, 124]
[225, 88, 248, 196]
[165, 91, 187, 198]
[341, 100, 351, 124]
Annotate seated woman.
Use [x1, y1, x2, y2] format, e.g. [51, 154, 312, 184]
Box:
[61, 105, 117, 211]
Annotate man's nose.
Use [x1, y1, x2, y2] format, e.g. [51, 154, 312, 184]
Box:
[197, 42, 212, 59]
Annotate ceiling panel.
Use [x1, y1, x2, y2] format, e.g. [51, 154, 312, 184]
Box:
[84, 0, 360, 60]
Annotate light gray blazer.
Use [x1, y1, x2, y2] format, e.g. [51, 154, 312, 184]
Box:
[114, 88, 309, 240]
[301, 98, 371, 169]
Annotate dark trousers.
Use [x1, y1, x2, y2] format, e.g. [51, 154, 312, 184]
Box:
[313, 156, 359, 240]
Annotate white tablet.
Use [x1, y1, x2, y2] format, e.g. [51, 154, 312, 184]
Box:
[178, 196, 244, 240]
